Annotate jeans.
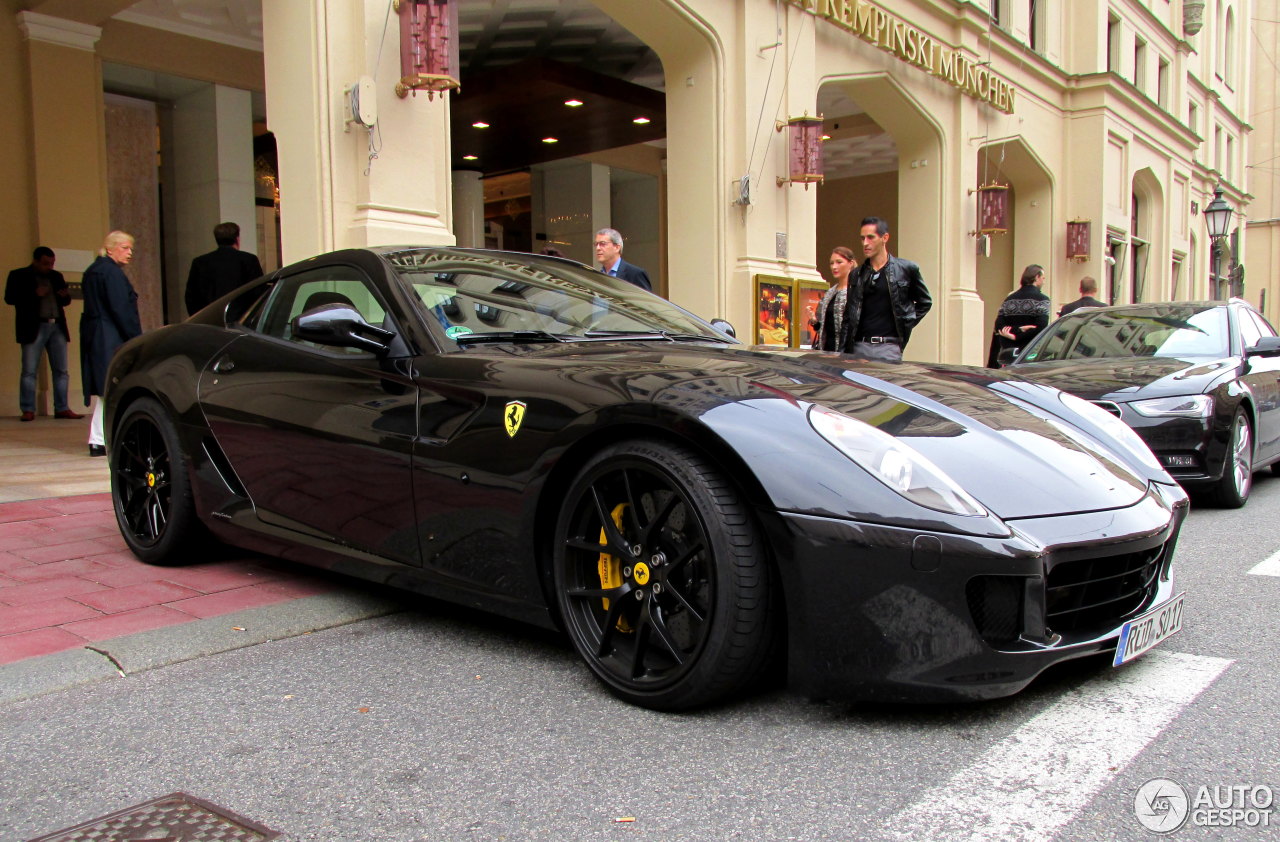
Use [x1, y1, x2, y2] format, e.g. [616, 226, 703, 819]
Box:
[19, 322, 70, 413]
[849, 340, 904, 362]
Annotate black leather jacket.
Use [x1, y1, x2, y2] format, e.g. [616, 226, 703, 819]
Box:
[837, 254, 932, 350]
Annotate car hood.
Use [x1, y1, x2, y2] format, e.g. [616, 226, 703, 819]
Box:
[1006, 355, 1237, 401]
[509, 342, 1155, 520]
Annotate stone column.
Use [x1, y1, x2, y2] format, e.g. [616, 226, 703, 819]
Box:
[451, 170, 484, 249]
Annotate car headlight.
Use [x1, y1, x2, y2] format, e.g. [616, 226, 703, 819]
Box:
[808, 405, 987, 517]
[1129, 395, 1213, 418]
[1056, 392, 1165, 474]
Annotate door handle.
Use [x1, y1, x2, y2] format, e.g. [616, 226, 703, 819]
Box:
[212, 357, 236, 374]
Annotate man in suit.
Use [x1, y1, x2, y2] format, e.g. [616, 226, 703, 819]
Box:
[1057, 276, 1107, 317]
[5, 246, 82, 421]
[593, 228, 652, 292]
[184, 222, 264, 316]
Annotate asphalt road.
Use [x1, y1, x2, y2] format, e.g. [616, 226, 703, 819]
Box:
[3, 475, 1279, 841]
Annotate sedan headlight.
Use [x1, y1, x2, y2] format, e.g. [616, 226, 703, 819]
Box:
[808, 405, 987, 517]
[1056, 392, 1165, 474]
[1129, 395, 1213, 418]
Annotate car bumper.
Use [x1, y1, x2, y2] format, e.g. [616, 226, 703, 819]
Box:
[769, 482, 1188, 703]
[1122, 413, 1224, 484]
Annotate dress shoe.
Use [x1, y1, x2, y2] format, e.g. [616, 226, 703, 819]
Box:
[55, 409, 84, 419]
[88, 444, 107, 457]
[20, 411, 34, 422]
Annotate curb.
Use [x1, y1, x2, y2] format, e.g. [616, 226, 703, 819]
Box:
[0, 591, 403, 705]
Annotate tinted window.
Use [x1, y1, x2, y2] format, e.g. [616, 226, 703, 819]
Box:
[1022, 304, 1229, 362]
[1238, 307, 1263, 351]
[255, 265, 391, 355]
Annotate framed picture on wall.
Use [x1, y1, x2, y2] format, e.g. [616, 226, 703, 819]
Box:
[754, 276, 793, 346]
[794, 281, 828, 349]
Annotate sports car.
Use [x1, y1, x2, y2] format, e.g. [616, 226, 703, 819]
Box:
[104, 247, 1189, 710]
[1005, 300, 1280, 508]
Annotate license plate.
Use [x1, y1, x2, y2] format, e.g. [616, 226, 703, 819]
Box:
[1113, 592, 1185, 666]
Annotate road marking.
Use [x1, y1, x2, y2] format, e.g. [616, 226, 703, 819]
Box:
[885, 651, 1232, 842]
[1247, 550, 1280, 576]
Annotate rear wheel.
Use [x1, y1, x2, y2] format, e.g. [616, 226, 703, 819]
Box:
[111, 397, 203, 564]
[553, 439, 776, 710]
[1208, 409, 1252, 508]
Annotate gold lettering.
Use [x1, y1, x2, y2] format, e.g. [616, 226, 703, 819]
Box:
[840, 0, 854, 27]
[854, 1, 874, 38]
[917, 34, 934, 71]
[890, 21, 907, 57]
[873, 9, 888, 45]
[823, 0, 840, 20]
[938, 49, 955, 82]
[965, 62, 979, 93]
[904, 27, 918, 63]
[975, 68, 989, 99]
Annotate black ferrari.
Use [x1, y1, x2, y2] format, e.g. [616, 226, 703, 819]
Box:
[1006, 300, 1280, 508]
[104, 247, 1189, 710]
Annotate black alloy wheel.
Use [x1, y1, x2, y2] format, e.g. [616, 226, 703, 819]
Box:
[111, 397, 201, 565]
[1209, 409, 1252, 508]
[553, 439, 776, 710]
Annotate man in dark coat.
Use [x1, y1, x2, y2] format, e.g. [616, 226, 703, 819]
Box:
[5, 246, 81, 420]
[184, 221, 264, 315]
[593, 228, 653, 292]
[837, 216, 932, 362]
[1057, 275, 1107, 317]
[81, 231, 143, 456]
[988, 264, 1052, 367]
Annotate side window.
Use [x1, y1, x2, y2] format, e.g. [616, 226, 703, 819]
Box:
[256, 265, 390, 354]
[1247, 310, 1277, 340]
[1238, 309, 1263, 352]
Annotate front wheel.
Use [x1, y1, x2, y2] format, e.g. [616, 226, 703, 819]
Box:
[111, 397, 203, 564]
[553, 440, 776, 710]
[1208, 409, 1252, 508]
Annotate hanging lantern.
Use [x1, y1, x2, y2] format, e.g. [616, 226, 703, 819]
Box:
[977, 182, 1009, 235]
[776, 114, 825, 188]
[395, 0, 460, 100]
[1066, 220, 1091, 262]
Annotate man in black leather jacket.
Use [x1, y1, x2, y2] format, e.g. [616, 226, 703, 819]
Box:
[838, 217, 932, 361]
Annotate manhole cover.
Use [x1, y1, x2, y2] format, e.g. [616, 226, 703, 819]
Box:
[29, 792, 279, 841]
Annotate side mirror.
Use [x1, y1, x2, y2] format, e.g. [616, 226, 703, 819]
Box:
[1246, 336, 1280, 358]
[292, 305, 395, 355]
[710, 318, 737, 339]
[996, 347, 1019, 367]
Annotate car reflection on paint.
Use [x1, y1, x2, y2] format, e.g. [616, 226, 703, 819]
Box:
[104, 247, 1188, 710]
[1005, 300, 1280, 508]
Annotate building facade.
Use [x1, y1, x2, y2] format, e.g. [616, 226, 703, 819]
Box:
[0, 0, 1252, 415]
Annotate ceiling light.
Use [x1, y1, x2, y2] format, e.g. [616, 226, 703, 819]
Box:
[472, 121, 490, 129]
[564, 99, 584, 107]
[632, 116, 651, 124]
[462, 155, 478, 161]
[542, 137, 558, 143]
[821, 134, 831, 141]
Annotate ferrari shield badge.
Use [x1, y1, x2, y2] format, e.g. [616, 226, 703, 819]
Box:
[504, 400, 527, 438]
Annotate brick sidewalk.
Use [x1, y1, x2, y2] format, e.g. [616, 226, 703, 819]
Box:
[0, 493, 336, 665]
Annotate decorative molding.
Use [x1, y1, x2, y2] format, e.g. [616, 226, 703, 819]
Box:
[16, 11, 102, 51]
[112, 10, 263, 53]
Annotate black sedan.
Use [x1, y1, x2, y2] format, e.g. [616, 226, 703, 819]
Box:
[1006, 300, 1280, 508]
[104, 247, 1188, 710]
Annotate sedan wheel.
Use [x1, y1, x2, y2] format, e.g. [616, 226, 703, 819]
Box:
[1209, 409, 1252, 508]
[553, 440, 776, 710]
[111, 397, 202, 564]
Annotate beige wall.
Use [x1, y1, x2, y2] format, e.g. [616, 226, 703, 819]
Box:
[816, 171, 898, 267]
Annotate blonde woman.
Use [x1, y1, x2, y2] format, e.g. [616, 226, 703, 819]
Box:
[811, 246, 856, 352]
[80, 231, 141, 457]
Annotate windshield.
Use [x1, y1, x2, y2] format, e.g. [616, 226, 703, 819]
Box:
[383, 249, 729, 347]
[1021, 304, 1229, 362]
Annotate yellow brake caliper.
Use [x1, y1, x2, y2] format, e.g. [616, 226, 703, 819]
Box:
[597, 503, 632, 632]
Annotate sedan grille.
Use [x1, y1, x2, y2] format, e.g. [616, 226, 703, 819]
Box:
[1045, 546, 1164, 635]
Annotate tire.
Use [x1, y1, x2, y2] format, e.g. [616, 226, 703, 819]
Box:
[110, 397, 203, 564]
[553, 439, 776, 711]
[1209, 409, 1253, 508]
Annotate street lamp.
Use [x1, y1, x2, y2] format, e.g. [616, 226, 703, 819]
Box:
[1202, 187, 1236, 299]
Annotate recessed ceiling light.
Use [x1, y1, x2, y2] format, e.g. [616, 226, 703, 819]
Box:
[472, 122, 490, 129]
[462, 155, 478, 161]
[821, 134, 831, 141]
[542, 137, 559, 143]
[564, 99, 584, 107]
[632, 116, 651, 124]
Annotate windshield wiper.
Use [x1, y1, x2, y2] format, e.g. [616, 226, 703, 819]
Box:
[454, 330, 568, 345]
[583, 330, 730, 343]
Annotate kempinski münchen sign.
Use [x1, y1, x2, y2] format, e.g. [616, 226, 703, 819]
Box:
[785, 0, 1017, 114]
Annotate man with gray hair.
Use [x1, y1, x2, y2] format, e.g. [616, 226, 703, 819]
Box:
[593, 228, 652, 292]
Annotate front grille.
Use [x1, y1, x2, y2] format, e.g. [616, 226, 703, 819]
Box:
[1045, 546, 1164, 634]
[966, 576, 1024, 644]
[1091, 400, 1123, 418]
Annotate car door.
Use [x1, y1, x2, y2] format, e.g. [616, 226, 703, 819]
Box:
[197, 261, 422, 565]
[1239, 309, 1280, 458]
